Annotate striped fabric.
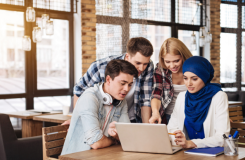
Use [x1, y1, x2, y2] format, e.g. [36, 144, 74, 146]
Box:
[151, 63, 174, 121]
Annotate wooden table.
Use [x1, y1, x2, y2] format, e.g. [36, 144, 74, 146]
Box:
[229, 101, 243, 106]
[7, 111, 46, 138]
[59, 145, 245, 160]
[33, 114, 71, 124]
[7, 111, 62, 138]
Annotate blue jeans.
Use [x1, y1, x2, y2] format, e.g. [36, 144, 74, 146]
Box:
[166, 114, 171, 124]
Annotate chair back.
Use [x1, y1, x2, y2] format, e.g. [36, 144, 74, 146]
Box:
[229, 106, 243, 122]
[0, 114, 18, 160]
[42, 125, 68, 160]
[230, 122, 245, 148]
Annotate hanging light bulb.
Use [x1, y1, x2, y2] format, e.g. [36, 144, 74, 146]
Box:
[191, 31, 196, 44]
[46, 20, 54, 35]
[199, 27, 206, 47]
[199, 27, 206, 37]
[32, 27, 42, 43]
[41, 14, 49, 29]
[205, 33, 209, 43]
[26, 7, 35, 22]
[199, 36, 205, 47]
[22, 36, 31, 51]
[190, 31, 197, 51]
[191, 43, 197, 51]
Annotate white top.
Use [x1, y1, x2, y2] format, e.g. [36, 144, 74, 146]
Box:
[168, 91, 230, 148]
[125, 78, 136, 120]
[165, 84, 187, 115]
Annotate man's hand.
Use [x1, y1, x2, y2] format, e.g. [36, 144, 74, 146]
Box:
[61, 119, 71, 126]
[173, 130, 197, 149]
[149, 112, 161, 124]
[108, 121, 119, 140]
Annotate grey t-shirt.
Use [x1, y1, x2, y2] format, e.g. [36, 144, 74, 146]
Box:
[165, 84, 187, 115]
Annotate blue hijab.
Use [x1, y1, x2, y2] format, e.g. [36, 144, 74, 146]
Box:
[183, 56, 222, 132]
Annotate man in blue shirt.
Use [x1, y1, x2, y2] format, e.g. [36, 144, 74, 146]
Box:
[61, 60, 138, 155]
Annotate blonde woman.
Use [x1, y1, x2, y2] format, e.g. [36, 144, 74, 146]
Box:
[149, 38, 193, 124]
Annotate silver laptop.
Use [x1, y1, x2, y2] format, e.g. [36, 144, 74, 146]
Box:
[115, 123, 182, 154]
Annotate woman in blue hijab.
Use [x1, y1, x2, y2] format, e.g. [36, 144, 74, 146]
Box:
[168, 56, 230, 148]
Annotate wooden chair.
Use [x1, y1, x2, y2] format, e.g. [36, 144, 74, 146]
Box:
[42, 125, 69, 160]
[229, 106, 243, 122]
[230, 122, 245, 148]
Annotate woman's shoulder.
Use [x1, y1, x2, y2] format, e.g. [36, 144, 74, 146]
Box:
[212, 91, 227, 100]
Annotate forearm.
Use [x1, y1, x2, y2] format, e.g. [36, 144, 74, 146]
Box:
[90, 135, 114, 149]
[73, 94, 79, 109]
[151, 98, 161, 113]
[141, 106, 152, 123]
[185, 140, 197, 148]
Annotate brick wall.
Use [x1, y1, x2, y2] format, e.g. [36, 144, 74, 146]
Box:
[81, 0, 96, 75]
[210, 0, 221, 83]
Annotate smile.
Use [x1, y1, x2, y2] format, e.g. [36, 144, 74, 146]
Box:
[171, 68, 178, 71]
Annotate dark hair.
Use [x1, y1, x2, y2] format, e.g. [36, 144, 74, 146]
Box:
[127, 37, 153, 57]
[105, 60, 138, 81]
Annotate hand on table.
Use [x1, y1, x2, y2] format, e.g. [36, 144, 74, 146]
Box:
[173, 130, 197, 149]
[149, 112, 161, 124]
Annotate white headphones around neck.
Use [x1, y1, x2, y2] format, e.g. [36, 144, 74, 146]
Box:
[99, 84, 122, 106]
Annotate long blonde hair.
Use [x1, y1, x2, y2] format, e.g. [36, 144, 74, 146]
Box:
[158, 38, 193, 69]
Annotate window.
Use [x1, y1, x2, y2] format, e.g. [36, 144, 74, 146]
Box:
[0, 1, 75, 116]
[17, 49, 24, 61]
[96, 24, 122, 59]
[17, 30, 24, 37]
[178, 30, 200, 56]
[220, 1, 244, 91]
[220, 33, 237, 83]
[96, 0, 205, 64]
[36, 19, 69, 90]
[7, 49, 15, 61]
[6, 30, 14, 37]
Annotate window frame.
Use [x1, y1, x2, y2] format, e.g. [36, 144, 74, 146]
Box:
[220, 0, 244, 90]
[96, 0, 205, 58]
[0, 0, 75, 110]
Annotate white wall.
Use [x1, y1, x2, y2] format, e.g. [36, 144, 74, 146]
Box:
[73, 0, 82, 84]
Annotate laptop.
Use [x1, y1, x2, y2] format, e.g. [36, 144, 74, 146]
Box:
[115, 123, 182, 154]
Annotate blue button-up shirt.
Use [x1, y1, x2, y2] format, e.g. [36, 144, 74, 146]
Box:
[61, 84, 130, 155]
